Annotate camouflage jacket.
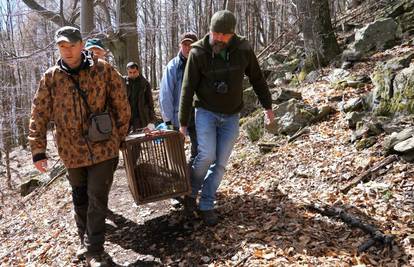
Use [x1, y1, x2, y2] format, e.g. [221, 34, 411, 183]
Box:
[29, 56, 131, 168]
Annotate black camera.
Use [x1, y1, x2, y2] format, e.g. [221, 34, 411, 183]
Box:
[213, 81, 228, 94]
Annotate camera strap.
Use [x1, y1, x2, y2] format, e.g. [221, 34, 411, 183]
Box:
[211, 51, 231, 85]
[68, 75, 108, 116]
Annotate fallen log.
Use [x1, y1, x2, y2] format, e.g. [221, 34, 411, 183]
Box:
[341, 154, 398, 194]
[23, 160, 66, 201]
[288, 127, 310, 143]
[257, 142, 280, 153]
[306, 204, 394, 253]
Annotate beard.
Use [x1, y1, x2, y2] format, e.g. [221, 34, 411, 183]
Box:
[211, 41, 227, 54]
[209, 36, 228, 54]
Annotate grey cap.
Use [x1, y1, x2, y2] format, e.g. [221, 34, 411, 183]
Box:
[210, 10, 236, 34]
[55, 26, 82, 43]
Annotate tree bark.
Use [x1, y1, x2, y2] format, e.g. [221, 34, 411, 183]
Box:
[225, 0, 236, 13]
[22, 0, 74, 27]
[80, 0, 94, 37]
[170, 0, 179, 61]
[297, 0, 340, 68]
[114, 0, 139, 74]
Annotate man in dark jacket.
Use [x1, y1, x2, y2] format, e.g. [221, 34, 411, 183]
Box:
[179, 10, 275, 226]
[29, 26, 130, 266]
[124, 62, 156, 132]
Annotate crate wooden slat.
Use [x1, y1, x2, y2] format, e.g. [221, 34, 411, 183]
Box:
[121, 130, 190, 204]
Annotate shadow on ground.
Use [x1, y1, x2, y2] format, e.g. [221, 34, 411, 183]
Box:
[105, 183, 407, 266]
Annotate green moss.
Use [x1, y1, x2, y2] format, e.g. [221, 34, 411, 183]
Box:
[246, 123, 264, 142]
[372, 65, 396, 115]
[298, 57, 317, 82]
[382, 190, 393, 201]
[355, 137, 377, 150]
[239, 117, 248, 126]
[243, 112, 265, 142]
[298, 70, 307, 82]
[390, 83, 414, 114]
[290, 75, 300, 86]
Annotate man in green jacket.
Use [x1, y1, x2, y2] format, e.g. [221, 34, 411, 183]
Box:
[179, 10, 275, 226]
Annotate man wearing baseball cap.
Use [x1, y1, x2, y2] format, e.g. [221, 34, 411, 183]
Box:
[179, 10, 275, 226]
[159, 32, 199, 165]
[28, 26, 130, 266]
[85, 38, 107, 60]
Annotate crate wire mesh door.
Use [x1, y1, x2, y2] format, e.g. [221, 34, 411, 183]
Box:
[122, 130, 190, 204]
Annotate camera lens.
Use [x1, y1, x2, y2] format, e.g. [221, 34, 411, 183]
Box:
[214, 81, 228, 94]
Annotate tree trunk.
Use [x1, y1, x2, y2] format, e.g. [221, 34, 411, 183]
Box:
[15, 64, 28, 149]
[80, 0, 94, 37]
[114, 0, 139, 74]
[170, 0, 178, 61]
[266, 1, 276, 43]
[158, 4, 163, 83]
[225, 0, 236, 13]
[150, 0, 157, 88]
[253, 1, 266, 48]
[5, 149, 12, 189]
[297, 0, 340, 69]
[0, 70, 14, 189]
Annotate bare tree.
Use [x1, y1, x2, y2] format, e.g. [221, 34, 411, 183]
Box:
[297, 0, 340, 69]
[1, 0, 348, 170]
[224, 0, 236, 12]
[80, 0, 94, 36]
[114, 0, 140, 73]
[170, 0, 178, 60]
[22, 0, 77, 27]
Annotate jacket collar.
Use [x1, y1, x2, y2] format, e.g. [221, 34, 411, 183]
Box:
[57, 50, 94, 75]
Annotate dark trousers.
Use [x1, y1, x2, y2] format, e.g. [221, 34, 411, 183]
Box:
[187, 123, 198, 165]
[66, 157, 118, 254]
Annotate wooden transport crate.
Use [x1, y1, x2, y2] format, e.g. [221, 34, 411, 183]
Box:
[121, 130, 190, 204]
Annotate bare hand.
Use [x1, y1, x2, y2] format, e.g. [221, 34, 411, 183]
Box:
[264, 109, 275, 125]
[34, 159, 48, 173]
[179, 126, 187, 138]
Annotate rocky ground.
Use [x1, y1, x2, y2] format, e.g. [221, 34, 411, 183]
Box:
[1, 45, 414, 267]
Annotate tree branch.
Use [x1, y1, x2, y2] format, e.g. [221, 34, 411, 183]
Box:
[22, 0, 75, 27]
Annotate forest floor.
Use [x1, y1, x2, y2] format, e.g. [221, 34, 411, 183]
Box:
[1, 44, 414, 266]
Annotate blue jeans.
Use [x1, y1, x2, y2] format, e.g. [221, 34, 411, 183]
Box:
[190, 107, 239, 211]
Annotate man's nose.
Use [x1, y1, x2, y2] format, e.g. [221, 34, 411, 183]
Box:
[63, 50, 71, 57]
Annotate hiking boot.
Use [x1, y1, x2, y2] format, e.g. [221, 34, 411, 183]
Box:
[183, 196, 197, 217]
[76, 244, 87, 260]
[200, 209, 218, 226]
[85, 253, 109, 267]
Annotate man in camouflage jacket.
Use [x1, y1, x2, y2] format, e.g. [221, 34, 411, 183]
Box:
[28, 26, 130, 266]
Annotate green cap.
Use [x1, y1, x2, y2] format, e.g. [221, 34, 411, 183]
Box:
[55, 26, 82, 43]
[85, 38, 105, 50]
[210, 10, 236, 34]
